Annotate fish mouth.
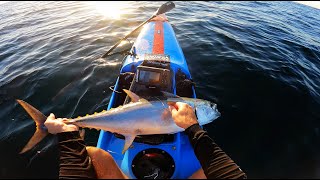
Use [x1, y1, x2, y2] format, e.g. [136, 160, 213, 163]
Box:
[216, 110, 221, 118]
[210, 103, 217, 110]
[210, 103, 221, 117]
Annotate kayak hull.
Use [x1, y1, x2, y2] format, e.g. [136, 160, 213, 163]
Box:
[97, 17, 201, 179]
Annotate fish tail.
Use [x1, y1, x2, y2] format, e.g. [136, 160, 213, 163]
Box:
[16, 99, 48, 154]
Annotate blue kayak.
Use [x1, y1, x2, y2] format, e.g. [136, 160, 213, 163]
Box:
[97, 14, 201, 179]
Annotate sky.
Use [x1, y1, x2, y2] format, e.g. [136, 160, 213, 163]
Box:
[294, 1, 320, 9]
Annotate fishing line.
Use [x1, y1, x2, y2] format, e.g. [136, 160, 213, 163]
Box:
[155, 96, 166, 108]
[109, 85, 123, 94]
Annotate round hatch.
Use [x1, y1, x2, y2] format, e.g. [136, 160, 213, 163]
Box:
[131, 148, 175, 179]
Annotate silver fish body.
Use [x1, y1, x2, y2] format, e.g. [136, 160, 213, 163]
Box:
[69, 101, 184, 135]
[17, 89, 220, 154]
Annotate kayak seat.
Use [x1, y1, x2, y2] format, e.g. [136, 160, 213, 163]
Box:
[112, 72, 134, 107]
[175, 68, 195, 98]
[111, 72, 175, 145]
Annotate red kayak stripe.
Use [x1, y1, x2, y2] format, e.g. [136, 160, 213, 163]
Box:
[152, 21, 164, 54]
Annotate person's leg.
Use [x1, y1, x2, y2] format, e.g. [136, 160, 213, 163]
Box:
[188, 168, 207, 179]
[86, 146, 128, 179]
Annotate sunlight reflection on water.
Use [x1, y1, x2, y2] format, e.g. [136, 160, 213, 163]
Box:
[84, 1, 133, 19]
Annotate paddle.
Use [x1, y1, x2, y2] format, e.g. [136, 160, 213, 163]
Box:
[101, 1, 175, 58]
[51, 2, 175, 103]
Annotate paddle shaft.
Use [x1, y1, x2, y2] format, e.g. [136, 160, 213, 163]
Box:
[101, 15, 156, 58]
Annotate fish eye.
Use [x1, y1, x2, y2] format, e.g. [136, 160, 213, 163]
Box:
[194, 109, 198, 119]
[210, 103, 216, 109]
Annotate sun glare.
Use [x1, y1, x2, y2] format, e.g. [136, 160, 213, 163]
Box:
[87, 1, 131, 19]
[294, 1, 320, 9]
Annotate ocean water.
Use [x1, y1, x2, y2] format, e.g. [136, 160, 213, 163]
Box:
[0, 1, 320, 178]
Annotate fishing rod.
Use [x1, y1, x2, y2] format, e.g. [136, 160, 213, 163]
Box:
[100, 1, 175, 58]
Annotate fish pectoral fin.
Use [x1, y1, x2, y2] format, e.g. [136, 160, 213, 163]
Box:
[122, 135, 136, 154]
[123, 89, 149, 103]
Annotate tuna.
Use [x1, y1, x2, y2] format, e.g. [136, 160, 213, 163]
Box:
[17, 89, 220, 154]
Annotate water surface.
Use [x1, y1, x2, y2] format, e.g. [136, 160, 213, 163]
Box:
[0, 1, 320, 178]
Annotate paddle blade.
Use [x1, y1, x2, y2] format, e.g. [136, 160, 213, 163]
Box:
[155, 1, 175, 15]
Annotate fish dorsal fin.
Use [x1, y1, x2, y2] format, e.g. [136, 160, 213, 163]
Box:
[123, 89, 140, 102]
[138, 98, 149, 103]
[122, 135, 136, 154]
[123, 89, 149, 103]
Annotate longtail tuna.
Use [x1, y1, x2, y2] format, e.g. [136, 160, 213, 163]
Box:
[17, 89, 220, 154]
